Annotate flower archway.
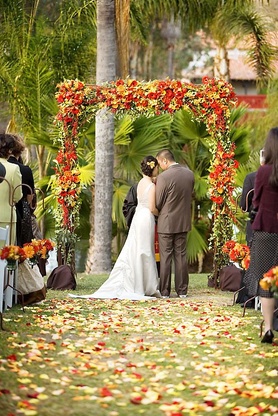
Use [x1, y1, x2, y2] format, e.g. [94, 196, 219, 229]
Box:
[54, 77, 238, 280]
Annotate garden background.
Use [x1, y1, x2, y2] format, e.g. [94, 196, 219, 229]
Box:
[1, 1, 278, 276]
[1, 2, 278, 414]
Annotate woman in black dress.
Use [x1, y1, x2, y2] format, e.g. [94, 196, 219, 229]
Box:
[8, 135, 35, 246]
[244, 127, 278, 343]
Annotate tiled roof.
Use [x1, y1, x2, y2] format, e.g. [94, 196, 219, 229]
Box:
[229, 56, 256, 80]
[182, 31, 278, 81]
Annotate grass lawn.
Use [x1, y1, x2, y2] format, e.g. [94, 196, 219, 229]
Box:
[0, 273, 277, 416]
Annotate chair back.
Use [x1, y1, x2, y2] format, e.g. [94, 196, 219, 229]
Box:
[0, 225, 10, 247]
[0, 226, 10, 313]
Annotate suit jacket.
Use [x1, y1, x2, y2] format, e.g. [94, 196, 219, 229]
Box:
[252, 163, 278, 233]
[122, 184, 138, 228]
[239, 171, 256, 245]
[239, 171, 256, 213]
[0, 157, 22, 223]
[156, 164, 194, 233]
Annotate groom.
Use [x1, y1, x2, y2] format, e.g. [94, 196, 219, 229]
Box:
[155, 149, 194, 298]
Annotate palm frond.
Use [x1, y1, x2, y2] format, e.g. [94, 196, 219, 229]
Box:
[213, 4, 277, 84]
[172, 109, 209, 142]
[187, 222, 209, 264]
[115, 114, 171, 179]
[112, 183, 131, 228]
[114, 116, 134, 145]
[79, 164, 95, 186]
[230, 105, 251, 163]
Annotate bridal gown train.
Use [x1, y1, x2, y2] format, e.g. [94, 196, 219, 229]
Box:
[71, 182, 160, 300]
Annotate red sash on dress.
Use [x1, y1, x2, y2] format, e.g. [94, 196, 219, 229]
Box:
[155, 224, 160, 262]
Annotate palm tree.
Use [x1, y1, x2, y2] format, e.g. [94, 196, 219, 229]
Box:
[86, 0, 116, 274]
[0, 0, 96, 236]
[211, 1, 277, 84]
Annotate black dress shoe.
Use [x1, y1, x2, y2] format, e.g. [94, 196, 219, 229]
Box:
[261, 330, 274, 344]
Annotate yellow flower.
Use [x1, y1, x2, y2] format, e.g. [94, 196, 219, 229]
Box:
[23, 245, 36, 259]
[260, 279, 271, 290]
[147, 161, 155, 169]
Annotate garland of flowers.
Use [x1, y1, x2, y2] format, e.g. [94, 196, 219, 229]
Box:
[54, 80, 93, 266]
[55, 77, 237, 275]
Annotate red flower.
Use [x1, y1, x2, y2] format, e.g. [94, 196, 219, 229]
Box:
[222, 240, 250, 270]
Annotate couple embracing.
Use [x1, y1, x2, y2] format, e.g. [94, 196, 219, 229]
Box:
[83, 149, 194, 300]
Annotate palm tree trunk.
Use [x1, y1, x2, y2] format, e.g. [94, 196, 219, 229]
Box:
[115, 0, 130, 78]
[86, 0, 116, 274]
[213, 44, 229, 81]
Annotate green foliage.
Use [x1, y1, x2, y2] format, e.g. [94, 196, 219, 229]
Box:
[115, 114, 172, 181]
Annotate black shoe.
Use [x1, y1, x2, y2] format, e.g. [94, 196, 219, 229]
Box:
[261, 330, 274, 344]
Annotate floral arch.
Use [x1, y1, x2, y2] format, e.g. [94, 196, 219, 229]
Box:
[54, 77, 238, 281]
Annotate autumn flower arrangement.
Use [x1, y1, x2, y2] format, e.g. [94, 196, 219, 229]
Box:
[55, 77, 237, 274]
[0, 245, 27, 269]
[222, 240, 250, 270]
[0, 239, 55, 270]
[54, 80, 87, 265]
[208, 142, 239, 206]
[260, 266, 278, 298]
[93, 77, 236, 128]
[23, 239, 55, 267]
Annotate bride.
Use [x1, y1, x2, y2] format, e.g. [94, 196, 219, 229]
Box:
[74, 155, 161, 300]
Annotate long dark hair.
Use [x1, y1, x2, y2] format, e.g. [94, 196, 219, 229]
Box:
[264, 127, 278, 187]
[141, 156, 158, 177]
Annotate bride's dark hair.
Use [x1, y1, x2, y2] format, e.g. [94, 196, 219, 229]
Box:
[141, 155, 158, 177]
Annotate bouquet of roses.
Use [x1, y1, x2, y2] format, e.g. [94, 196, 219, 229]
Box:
[222, 240, 250, 270]
[260, 266, 278, 298]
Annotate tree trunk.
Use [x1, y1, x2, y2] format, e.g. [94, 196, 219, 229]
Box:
[115, 0, 130, 78]
[129, 41, 139, 78]
[86, 0, 116, 274]
[213, 45, 229, 81]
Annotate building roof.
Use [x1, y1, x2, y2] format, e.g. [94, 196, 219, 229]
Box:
[182, 31, 278, 82]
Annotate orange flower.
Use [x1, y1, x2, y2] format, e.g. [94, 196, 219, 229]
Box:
[0, 245, 27, 262]
[22, 245, 36, 259]
[222, 240, 250, 270]
[23, 239, 55, 260]
[260, 266, 278, 296]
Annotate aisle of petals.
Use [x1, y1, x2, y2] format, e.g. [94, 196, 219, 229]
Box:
[0, 297, 277, 416]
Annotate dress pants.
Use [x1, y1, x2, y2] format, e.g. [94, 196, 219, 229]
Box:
[158, 232, 189, 297]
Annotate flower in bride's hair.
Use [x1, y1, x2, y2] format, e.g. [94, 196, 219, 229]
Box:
[147, 161, 155, 169]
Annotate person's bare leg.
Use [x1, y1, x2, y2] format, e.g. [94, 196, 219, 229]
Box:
[260, 297, 275, 331]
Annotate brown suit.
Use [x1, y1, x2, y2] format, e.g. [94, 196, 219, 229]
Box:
[156, 164, 194, 297]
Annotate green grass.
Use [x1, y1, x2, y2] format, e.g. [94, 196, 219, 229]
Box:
[0, 273, 277, 416]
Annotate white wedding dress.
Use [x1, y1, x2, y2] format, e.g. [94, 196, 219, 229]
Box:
[71, 182, 160, 300]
